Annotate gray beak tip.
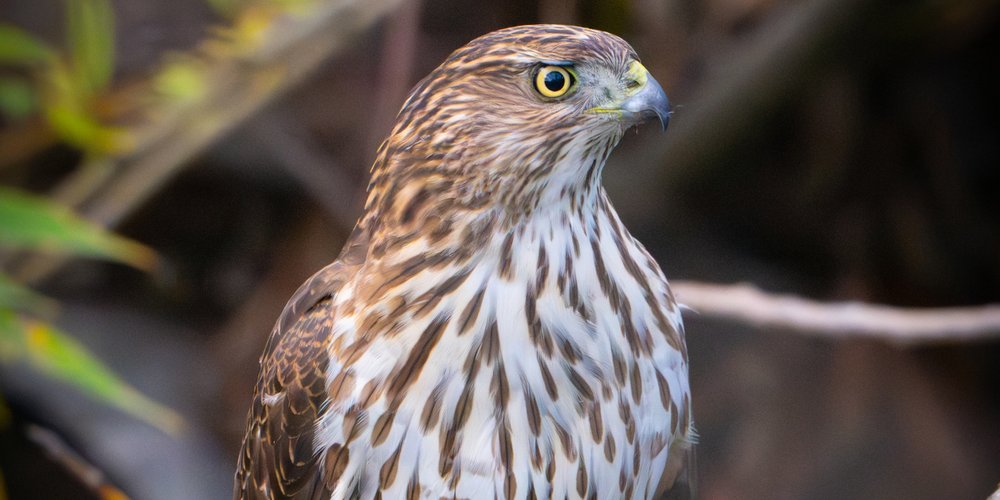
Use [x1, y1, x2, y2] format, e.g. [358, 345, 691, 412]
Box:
[621, 73, 671, 132]
[657, 109, 670, 131]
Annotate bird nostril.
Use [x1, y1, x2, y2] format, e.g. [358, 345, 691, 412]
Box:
[626, 79, 641, 90]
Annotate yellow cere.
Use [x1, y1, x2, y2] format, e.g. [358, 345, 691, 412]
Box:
[586, 60, 650, 116]
[626, 60, 649, 93]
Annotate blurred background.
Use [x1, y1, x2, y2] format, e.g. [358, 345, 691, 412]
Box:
[0, 0, 998, 498]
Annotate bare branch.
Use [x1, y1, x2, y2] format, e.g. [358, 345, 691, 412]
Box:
[11, 0, 404, 285]
[672, 280, 1000, 345]
[80, 0, 403, 229]
[26, 424, 130, 499]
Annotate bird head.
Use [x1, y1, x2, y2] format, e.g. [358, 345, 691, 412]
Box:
[363, 25, 669, 242]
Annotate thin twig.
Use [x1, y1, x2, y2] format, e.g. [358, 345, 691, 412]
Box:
[672, 280, 1000, 345]
[26, 424, 130, 500]
[82, 0, 402, 228]
[12, 0, 404, 284]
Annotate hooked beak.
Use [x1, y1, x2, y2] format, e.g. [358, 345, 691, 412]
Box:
[620, 64, 670, 131]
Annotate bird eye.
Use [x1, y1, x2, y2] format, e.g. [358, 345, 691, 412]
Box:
[534, 66, 575, 99]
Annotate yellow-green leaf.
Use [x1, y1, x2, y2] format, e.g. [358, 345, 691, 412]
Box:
[0, 187, 157, 270]
[0, 24, 55, 66]
[66, 0, 115, 93]
[0, 273, 56, 316]
[40, 60, 133, 153]
[0, 311, 184, 434]
[43, 98, 133, 153]
[154, 59, 207, 103]
[0, 77, 38, 120]
[205, 0, 242, 18]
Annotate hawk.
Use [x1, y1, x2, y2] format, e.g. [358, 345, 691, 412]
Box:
[235, 24, 692, 500]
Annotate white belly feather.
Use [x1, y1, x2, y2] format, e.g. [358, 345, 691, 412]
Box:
[314, 201, 690, 499]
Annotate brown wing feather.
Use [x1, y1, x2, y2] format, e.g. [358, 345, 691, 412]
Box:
[234, 228, 368, 500]
[658, 445, 697, 500]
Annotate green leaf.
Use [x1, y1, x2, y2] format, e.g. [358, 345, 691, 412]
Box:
[0, 187, 157, 270]
[154, 59, 207, 103]
[0, 77, 37, 120]
[66, 0, 115, 93]
[0, 24, 55, 66]
[0, 273, 56, 316]
[43, 98, 133, 153]
[0, 311, 184, 434]
[205, 0, 242, 18]
[41, 60, 133, 153]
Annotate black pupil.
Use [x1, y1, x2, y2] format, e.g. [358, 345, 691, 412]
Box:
[544, 70, 566, 91]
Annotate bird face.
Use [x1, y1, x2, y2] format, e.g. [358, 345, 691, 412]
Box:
[367, 25, 669, 230]
[394, 25, 669, 141]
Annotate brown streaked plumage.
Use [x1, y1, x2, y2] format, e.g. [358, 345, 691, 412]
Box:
[235, 24, 693, 500]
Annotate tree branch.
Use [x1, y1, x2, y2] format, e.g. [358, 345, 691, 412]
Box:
[26, 424, 129, 499]
[672, 280, 1000, 345]
[11, 0, 404, 285]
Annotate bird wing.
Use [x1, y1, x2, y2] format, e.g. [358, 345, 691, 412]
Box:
[658, 444, 698, 500]
[235, 231, 368, 500]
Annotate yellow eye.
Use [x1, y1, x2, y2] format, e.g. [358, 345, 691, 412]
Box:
[534, 66, 575, 98]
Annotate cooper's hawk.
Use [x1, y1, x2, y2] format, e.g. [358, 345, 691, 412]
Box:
[235, 24, 692, 499]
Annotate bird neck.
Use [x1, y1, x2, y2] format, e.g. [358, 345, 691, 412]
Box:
[350, 125, 631, 276]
